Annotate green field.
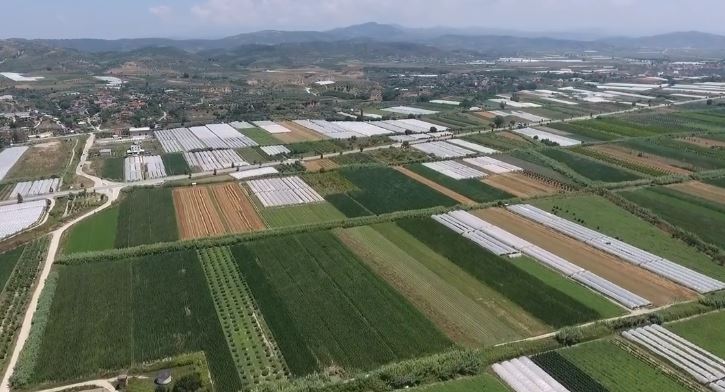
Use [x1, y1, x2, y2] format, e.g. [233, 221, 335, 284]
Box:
[30, 251, 241, 391]
[540, 149, 643, 183]
[398, 217, 606, 328]
[462, 132, 535, 151]
[329, 152, 378, 165]
[198, 247, 287, 385]
[115, 188, 179, 248]
[239, 127, 282, 146]
[301, 171, 357, 196]
[99, 157, 124, 181]
[511, 257, 624, 319]
[339, 166, 458, 214]
[237, 147, 272, 164]
[667, 311, 725, 358]
[0, 246, 24, 291]
[409, 375, 509, 392]
[324, 193, 372, 218]
[548, 122, 620, 142]
[558, 340, 691, 392]
[705, 177, 725, 188]
[532, 195, 725, 281]
[619, 186, 725, 249]
[406, 164, 515, 203]
[259, 202, 345, 227]
[62, 206, 119, 254]
[336, 224, 549, 346]
[231, 231, 452, 375]
[532, 351, 607, 392]
[161, 153, 190, 175]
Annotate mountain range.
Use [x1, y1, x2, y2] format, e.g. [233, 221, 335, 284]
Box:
[20, 23, 725, 54]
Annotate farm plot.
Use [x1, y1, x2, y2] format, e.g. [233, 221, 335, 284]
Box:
[583, 144, 692, 176]
[6, 178, 62, 200]
[382, 106, 438, 115]
[254, 121, 293, 134]
[412, 141, 477, 158]
[548, 121, 619, 142]
[512, 127, 582, 146]
[293, 120, 363, 139]
[475, 208, 695, 306]
[259, 203, 345, 228]
[302, 158, 339, 172]
[531, 351, 608, 392]
[540, 148, 643, 183]
[155, 128, 205, 153]
[0, 246, 24, 291]
[274, 121, 327, 143]
[260, 145, 291, 156]
[160, 153, 190, 176]
[421, 160, 486, 180]
[62, 205, 119, 254]
[0, 200, 47, 240]
[198, 247, 287, 385]
[173, 183, 265, 240]
[463, 132, 536, 151]
[398, 217, 607, 328]
[667, 311, 725, 359]
[556, 339, 692, 392]
[679, 136, 725, 149]
[237, 127, 284, 146]
[29, 251, 242, 391]
[246, 176, 324, 207]
[510, 203, 725, 293]
[446, 139, 498, 154]
[623, 324, 725, 388]
[464, 156, 523, 174]
[335, 224, 549, 346]
[339, 166, 458, 214]
[0, 147, 28, 181]
[532, 195, 725, 282]
[204, 123, 258, 148]
[621, 138, 725, 171]
[0, 238, 48, 372]
[619, 186, 725, 250]
[184, 149, 247, 171]
[667, 181, 725, 205]
[410, 375, 509, 392]
[4, 140, 75, 181]
[115, 188, 178, 248]
[434, 210, 642, 311]
[231, 231, 452, 375]
[404, 164, 514, 204]
[483, 173, 561, 198]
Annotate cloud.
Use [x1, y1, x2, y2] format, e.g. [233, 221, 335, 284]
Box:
[149, 5, 173, 20]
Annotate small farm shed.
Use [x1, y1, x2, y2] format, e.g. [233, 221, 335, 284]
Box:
[155, 370, 172, 385]
[129, 126, 151, 137]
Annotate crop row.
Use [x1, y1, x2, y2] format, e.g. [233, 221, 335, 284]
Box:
[115, 187, 179, 248]
[199, 246, 288, 386]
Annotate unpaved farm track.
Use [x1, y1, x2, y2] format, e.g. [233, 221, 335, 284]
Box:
[666, 181, 725, 205]
[394, 166, 477, 206]
[474, 208, 696, 306]
[483, 173, 560, 198]
[174, 184, 265, 240]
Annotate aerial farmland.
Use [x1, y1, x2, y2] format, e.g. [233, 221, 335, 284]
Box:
[1, 13, 725, 392]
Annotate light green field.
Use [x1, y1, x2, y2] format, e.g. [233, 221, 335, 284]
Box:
[336, 223, 550, 346]
[511, 258, 625, 319]
[410, 375, 510, 392]
[667, 311, 725, 358]
[560, 340, 691, 392]
[62, 206, 119, 254]
[239, 127, 282, 146]
[532, 195, 725, 281]
[259, 202, 345, 228]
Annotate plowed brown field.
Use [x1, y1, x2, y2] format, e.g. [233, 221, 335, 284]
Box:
[394, 166, 476, 205]
[173, 183, 265, 240]
[303, 158, 339, 172]
[679, 136, 725, 149]
[483, 173, 559, 197]
[275, 121, 327, 143]
[474, 208, 696, 306]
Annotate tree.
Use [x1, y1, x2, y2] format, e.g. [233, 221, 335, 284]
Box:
[16, 193, 23, 204]
[493, 115, 505, 128]
[707, 99, 713, 105]
[429, 126, 438, 133]
[172, 374, 202, 392]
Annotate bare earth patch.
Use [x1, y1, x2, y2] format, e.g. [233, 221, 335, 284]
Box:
[394, 166, 476, 206]
[483, 173, 559, 198]
[302, 159, 339, 173]
[474, 208, 696, 306]
[588, 144, 693, 175]
[667, 181, 725, 205]
[275, 121, 327, 143]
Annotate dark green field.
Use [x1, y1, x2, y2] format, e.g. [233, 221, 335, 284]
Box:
[324, 193, 372, 218]
[540, 149, 643, 183]
[30, 251, 240, 391]
[62, 206, 119, 254]
[397, 217, 605, 328]
[406, 164, 514, 203]
[231, 231, 452, 375]
[462, 132, 535, 151]
[619, 186, 725, 249]
[0, 246, 24, 291]
[621, 138, 725, 171]
[338, 166, 458, 214]
[115, 188, 179, 248]
[161, 153, 190, 176]
[98, 158, 124, 181]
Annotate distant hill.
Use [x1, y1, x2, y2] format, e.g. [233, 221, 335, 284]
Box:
[599, 31, 725, 50]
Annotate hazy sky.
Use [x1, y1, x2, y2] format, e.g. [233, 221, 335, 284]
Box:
[1, 0, 722, 39]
